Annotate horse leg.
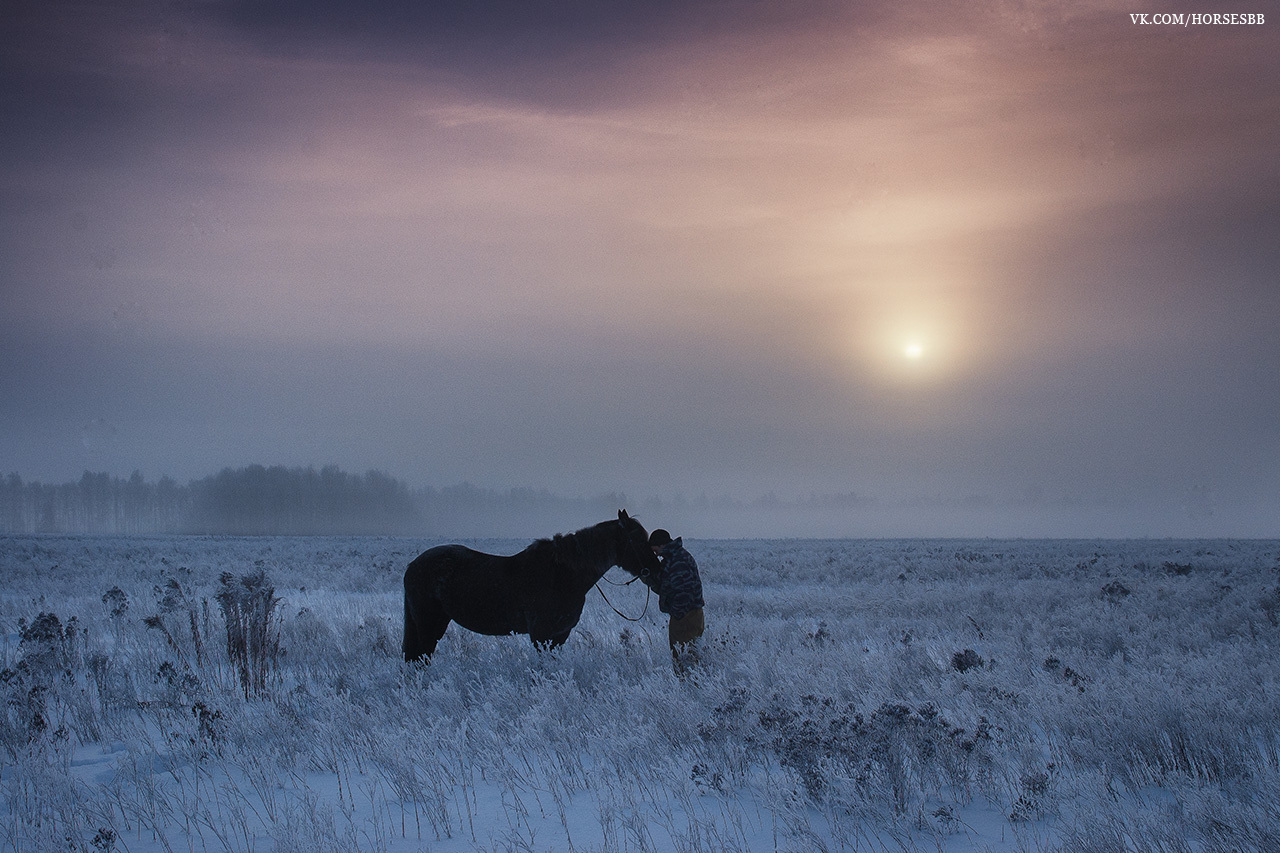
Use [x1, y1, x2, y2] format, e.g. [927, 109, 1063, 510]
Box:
[403, 595, 451, 663]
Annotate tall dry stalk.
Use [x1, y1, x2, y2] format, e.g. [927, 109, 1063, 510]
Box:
[216, 570, 281, 698]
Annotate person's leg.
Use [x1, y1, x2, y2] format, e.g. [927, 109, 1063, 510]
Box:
[668, 608, 705, 675]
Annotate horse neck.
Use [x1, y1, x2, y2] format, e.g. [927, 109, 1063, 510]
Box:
[561, 521, 620, 591]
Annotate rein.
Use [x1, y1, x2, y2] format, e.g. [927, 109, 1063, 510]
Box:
[596, 570, 651, 622]
[599, 572, 643, 586]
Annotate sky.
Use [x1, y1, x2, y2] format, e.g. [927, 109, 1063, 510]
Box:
[3, 0, 1278, 537]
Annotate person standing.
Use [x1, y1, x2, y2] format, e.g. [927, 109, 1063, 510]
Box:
[645, 529, 705, 673]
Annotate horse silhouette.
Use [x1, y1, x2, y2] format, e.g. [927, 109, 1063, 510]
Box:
[402, 510, 660, 661]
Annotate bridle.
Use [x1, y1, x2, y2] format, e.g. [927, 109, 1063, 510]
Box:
[596, 522, 656, 622]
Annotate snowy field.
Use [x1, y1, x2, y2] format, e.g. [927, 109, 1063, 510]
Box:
[2, 535, 1278, 853]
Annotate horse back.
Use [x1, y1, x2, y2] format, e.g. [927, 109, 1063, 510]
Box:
[405, 543, 540, 635]
[405, 544, 499, 591]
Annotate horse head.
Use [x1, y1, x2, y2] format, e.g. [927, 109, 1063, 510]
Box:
[615, 509, 662, 579]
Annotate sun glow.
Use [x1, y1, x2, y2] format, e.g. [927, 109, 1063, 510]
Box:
[841, 301, 968, 386]
[837, 277, 979, 386]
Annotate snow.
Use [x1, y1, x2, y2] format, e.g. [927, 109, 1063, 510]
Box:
[2, 535, 1279, 852]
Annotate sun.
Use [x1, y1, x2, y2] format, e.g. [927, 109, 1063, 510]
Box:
[842, 299, 964, 384]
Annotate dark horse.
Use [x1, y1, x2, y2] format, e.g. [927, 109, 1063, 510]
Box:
[402, 510, 660, 661]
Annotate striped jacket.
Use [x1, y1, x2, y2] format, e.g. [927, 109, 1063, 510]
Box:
[648, 537, 704, 620]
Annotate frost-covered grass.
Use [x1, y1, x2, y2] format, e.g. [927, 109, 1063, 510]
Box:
[2, 536, 1279, 852]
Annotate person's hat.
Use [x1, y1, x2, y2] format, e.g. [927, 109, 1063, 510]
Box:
[648, 529, 673, 547]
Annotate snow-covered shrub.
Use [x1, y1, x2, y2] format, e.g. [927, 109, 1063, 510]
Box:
[215, 570, 281, 698]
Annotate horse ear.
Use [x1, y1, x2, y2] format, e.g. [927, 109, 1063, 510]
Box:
[618, 509, 629, 521]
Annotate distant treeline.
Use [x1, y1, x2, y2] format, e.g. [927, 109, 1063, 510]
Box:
[0, 466, 635, 537]
[0, 467, 416, 535]
[0, 465, 908, 537]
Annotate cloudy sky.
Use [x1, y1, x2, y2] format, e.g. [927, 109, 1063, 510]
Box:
[3, 0, 1278, 535]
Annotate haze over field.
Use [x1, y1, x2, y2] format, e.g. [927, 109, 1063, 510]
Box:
[3, 1, 1278, 536]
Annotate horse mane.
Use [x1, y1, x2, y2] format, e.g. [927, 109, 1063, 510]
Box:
[522, 519, 618, 578]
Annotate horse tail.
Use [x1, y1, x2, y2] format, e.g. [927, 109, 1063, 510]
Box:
[402, 587, 418, 661]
